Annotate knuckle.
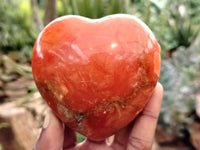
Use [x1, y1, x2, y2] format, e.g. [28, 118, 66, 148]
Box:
[141, 109, 158, 121]
[128, 136, 152, 150]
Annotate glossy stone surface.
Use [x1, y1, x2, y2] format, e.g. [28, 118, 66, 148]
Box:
[32, 14, 161, 141]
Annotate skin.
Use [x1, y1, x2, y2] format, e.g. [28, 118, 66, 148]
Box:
[33, 82, 163, 150]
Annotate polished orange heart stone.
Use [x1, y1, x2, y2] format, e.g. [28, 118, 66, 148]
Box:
[32, 14, 161, 141]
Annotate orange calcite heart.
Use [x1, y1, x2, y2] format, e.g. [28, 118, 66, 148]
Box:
[32, 14, 161, 141]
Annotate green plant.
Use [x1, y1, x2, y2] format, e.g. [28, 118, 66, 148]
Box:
[159, 40, 200, 135]
[153, 0, 200, 52]
[132, 0, 200, 56]
[0, 122, 10, 129]
[58, 0, 131, 18]
[0, 144, 5, 150]
[131, 0, 161, 26]
[167, 0, 200, 49]
[0, 0, 36, 51]
[77, 133, 85, 143]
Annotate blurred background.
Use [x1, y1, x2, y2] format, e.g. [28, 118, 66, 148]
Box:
[0, 0, 200, 149]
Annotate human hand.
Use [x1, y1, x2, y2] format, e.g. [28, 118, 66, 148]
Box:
[33, 82, 163, 150]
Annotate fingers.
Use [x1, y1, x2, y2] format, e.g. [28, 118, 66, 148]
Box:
[63, 125, 77, 149]
[33, 82, 163, 150]
[111, 123, 133, 149]
[33, 109, 64, 150]
[112, 83, 163, 149]
[127, 82, 163, 150]
[76, 139, 107, 150]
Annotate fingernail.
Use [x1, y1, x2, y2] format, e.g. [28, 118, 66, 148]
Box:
[157, 82, 163, 88]
[32, 143, 36, 150]
[43, 109, 50, 129]
[106, 135, 115, 145]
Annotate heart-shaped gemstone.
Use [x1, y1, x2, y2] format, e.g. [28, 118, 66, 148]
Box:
[32, 14, 161, 141]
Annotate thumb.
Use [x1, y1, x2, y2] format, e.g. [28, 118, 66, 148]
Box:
[33, 109, 64, 150]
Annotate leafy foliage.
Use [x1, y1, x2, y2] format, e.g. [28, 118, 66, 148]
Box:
[58, 0, 131, 18]
[0, 0, 36, 51]
[165, 0, 200, 49]
[0, 144, 5, 150]
[77, 133, 85, 143]
[0, 122, 10, 129]
[159, 40, 200, 135]
[132, 0, 200, 54]
[153, 0, 200, 51]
